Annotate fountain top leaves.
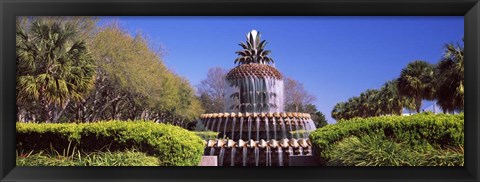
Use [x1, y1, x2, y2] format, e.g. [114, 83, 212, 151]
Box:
[234, 30, 275, 65]
[227, 30, 281, 81]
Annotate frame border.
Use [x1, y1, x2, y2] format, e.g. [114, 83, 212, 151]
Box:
[1, 0, 479, 182]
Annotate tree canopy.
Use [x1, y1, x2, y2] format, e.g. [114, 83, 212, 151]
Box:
[16, 17, 203, 127]
[332, 38, 464, 121]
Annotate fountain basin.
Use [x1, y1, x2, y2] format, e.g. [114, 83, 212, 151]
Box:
[204, 139, 313, 166]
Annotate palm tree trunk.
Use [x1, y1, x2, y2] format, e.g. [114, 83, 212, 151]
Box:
[52, 100, 70, 123]
[415, 96, 422, 113]
[39, 90, 52, 123]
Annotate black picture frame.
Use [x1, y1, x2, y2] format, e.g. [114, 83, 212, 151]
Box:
[1, 0, 479, 182]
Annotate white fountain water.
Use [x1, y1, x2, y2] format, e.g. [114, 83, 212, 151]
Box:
[211, 118, 217, 131]
[231, 117, 236, 140]
[265, 117, 270, 140]
[248, 116, 252, 140]
[272, 117, 277, 139]
[242, 147, 248, 166]
[300, 118, 307, 138]
[280, 117, 287, 139]
[293, 117, 300, 138]
[210, 147, 215, 156]
[219, 147, 225, 166]
[256, 116, 260, 141]
[198, 30, 317, 166]
[231, 147, 236, 166]
[205, 117, 211, 131]
[224, 77, 284, 113]
[223, 117, 228, 138]
[217, 117, 222, 134]
[239, 117, 244, 140]
[287, 117, 293, 138]
[266, 147, 272, 166]
[254, 147, 259, 166]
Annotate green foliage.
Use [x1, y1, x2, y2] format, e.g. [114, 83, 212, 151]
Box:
[331, 81, 414, 121]
[17, 148, 160, 166]
[435, 42, 464, 113]
[193, 131, 219, 140]
[16, 19, 96, 122]
[397, 60, 436, 113]
[328, 135, 463, 166]
[309, 114, 464, 162]
[295, 104, 328, 128]
[332, 36, 464, 120]
[17, 121, 204, 166]
[83, 25, 203, 124]
[16, 18, 203, 126]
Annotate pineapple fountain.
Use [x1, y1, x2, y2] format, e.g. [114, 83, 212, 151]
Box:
[198, 30, 317, 166]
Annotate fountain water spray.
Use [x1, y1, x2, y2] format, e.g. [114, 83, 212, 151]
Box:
[231, 147, 236, 166]
[219, 147, 225, 166]
[209, 147, 215, 156]
[198, 30, 318, 166]
[223, 117, 228, 138]
[242, 147, 248, 166]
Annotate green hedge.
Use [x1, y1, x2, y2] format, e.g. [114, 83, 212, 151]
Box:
[17, 121, 205, 166]
[309, 113, 464, 160]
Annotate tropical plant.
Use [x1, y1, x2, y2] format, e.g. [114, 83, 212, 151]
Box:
[17, 148, 161, 166]
[435, 41, 464, 113]
[378, 80, 415, 115]
[331, 102, 347, 120]
[327, 135, 464, 166]
[16, 20, 96, 123]
[397, 60, 436, 113]
[234, 30, 274, 65]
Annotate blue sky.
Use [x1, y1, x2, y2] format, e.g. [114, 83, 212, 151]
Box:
[100, 16, 464, 123]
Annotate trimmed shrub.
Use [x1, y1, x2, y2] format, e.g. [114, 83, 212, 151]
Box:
[17, 121, 205, 166]
[309, 114, 464, 161]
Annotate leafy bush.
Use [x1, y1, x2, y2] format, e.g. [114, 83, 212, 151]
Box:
[309, 114, 464, 162]
[193, 131, 219, 140]
[17, 148, 160, 166]
[328, 135, 463, 166]
[17, 121, 205, 166]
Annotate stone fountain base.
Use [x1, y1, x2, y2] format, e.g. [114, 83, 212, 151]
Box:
[204, 138, 312, 166]
[198, 112, 316, 166]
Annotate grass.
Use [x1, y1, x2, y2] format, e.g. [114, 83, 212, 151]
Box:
[16, 146, 160, 166]
[327, 135, 464, 166]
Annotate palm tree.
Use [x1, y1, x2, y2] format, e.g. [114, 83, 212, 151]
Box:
[234, 30, 274, 65]
[362, 89, 381, 117]
[16, 20, 96, 122]
[332, 102, 346, 120]
[379, 80, 415, 115]
[345, 97, 361, 119]
[435, 42, 464, 113]
[397, 60, 436, 113]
